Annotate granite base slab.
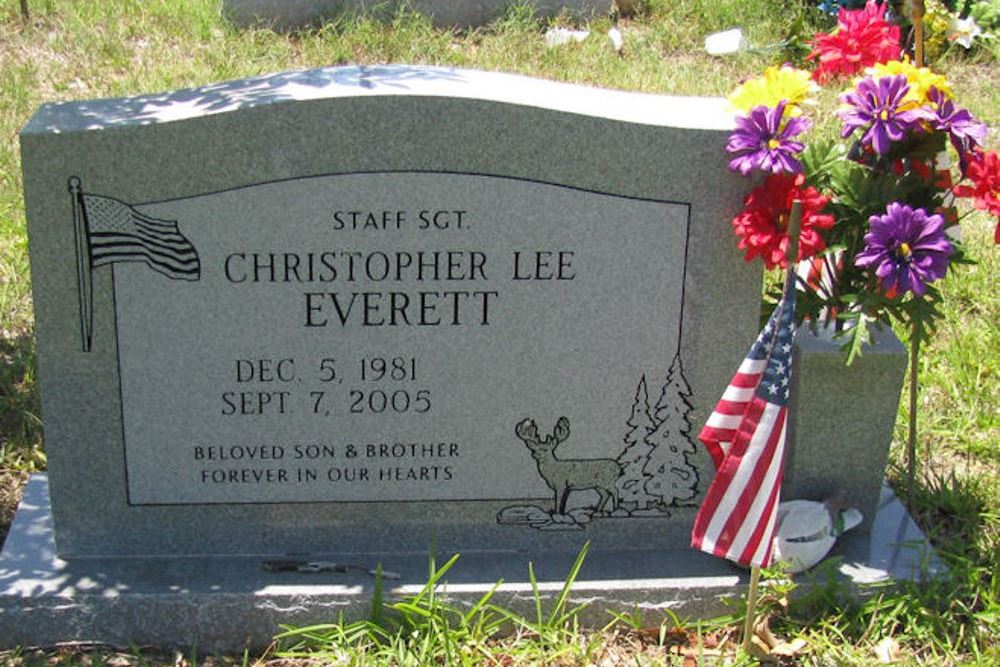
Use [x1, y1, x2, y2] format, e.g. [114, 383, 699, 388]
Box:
[0, 475, 943, 652]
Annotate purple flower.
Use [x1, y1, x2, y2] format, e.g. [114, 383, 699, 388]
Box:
[727, 101, 811, 176]
[839, 75, 931, 155]
[855, 202, 953, 297]
[928, 86, 988, 158]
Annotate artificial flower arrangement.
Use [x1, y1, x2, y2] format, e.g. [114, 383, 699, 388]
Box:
[723, 0, 998, 487]
[726, 0, 997, 364]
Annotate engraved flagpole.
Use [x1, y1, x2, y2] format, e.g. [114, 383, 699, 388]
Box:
[68, 176, 93, 352]
[740, 199, 802, 656]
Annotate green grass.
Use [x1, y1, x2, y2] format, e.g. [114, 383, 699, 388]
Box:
[903, 217, 1000, 464]
[273, 547, 598, 665]
[0, 0, 998, 664]
[769, 466, 999, 664]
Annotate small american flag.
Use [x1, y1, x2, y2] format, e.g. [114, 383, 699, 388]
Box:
[83, 194, 200, 280]
[690, 272, 796, 568]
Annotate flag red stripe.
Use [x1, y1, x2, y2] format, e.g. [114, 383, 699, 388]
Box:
[737, 465, 784, 565]
[730, 373, 763, 388]
[712, 399, 751, 416]
[699, 426, 735, 444]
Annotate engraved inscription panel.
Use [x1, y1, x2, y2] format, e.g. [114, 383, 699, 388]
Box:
[109, 172, 690, 504]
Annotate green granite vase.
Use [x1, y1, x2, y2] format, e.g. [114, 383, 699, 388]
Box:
[783, 323, 907, 532]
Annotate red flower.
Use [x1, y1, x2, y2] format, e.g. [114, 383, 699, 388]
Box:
[732, 173, 835, 269]
[954, 149, 1000, 243]
[808, 1, 901, 82]
[955, 149, 1000, 216]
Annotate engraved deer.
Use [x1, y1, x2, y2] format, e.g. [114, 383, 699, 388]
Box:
[515, 417, 622, 516]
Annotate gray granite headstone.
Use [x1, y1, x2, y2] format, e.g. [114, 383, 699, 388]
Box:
[223, 0, 609, 29]
[5, 65, 941, 651]
[20, 65, 761, 559]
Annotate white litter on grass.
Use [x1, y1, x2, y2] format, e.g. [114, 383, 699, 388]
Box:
[545, 27, 590, 48]
[608, 26, 624, 54]
[705, 28, 745, 56]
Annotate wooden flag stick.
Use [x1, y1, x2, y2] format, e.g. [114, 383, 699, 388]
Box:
[785, 200, 803, 273]
[741, 565, 762, 653]
[913, 0, 926, 68]
[740, 199, 804, 656]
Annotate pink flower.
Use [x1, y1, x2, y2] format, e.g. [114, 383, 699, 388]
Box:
[808, 1, 901, 82]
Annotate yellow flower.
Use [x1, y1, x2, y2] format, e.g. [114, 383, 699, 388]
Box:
[867, 58, 952, 105]
[728, 66, 818, 116]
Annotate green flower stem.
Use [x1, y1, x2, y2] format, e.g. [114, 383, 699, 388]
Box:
[907, 323, 921, 503]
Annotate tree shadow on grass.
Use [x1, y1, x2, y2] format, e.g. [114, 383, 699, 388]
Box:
[25, 65, 468, 134]
[0, 330, 42, 548]
[888, 464, 996, 565]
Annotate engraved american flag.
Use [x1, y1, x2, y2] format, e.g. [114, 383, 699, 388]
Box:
[83, 194, 200, 280]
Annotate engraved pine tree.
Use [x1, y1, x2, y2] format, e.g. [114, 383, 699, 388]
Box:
[643, 354, 699, 508]
[616, 375, 657, 511]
